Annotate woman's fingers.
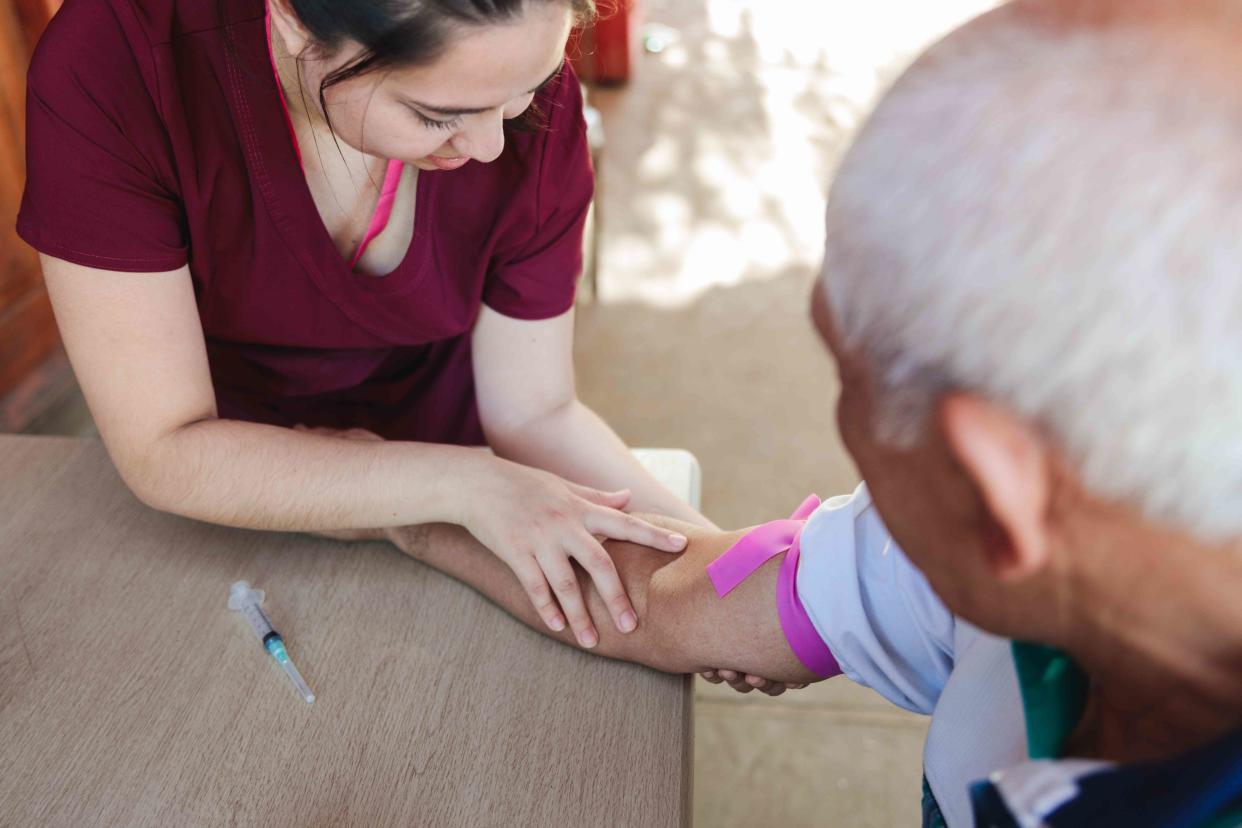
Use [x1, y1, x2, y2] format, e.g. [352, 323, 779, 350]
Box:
[568, 532, 638, 634]
[585, 507, 688, 554]
[512, 556, 566, 633]
[537, 549, 598, 649]
[567, 483, 632, 510]
[700, 671, 723, 683]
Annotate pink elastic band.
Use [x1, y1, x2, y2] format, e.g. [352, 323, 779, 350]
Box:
[706, 495, 841, 679]
[348, 159, 404, 269]
[266, 4, 403, 269]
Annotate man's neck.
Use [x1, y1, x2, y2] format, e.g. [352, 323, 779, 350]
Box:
[1056, 509, 1242, 762]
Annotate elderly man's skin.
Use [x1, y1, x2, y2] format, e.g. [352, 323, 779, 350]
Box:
[376, 519, 819, 685]
[811, 279, 1242, 761]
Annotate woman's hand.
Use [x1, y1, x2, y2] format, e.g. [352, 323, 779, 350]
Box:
[461, 455, 689, 649]
[293, 425, 688, 650]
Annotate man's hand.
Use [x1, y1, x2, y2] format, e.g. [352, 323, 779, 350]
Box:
[699, 669, 809, 697]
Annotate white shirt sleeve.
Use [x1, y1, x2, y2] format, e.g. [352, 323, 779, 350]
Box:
[795, 484, 956, 714]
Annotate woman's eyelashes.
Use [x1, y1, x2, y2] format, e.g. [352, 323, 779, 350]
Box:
[409, 108, 460, 131]
[405, 77, 553, 129]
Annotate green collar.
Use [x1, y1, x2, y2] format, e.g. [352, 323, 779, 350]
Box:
[1010, 641, 1242, 828]
[1011, 640, 1090, 759]
[920, 642, 1242, 827]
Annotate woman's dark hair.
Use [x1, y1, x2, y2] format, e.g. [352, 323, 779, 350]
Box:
[289, 0, 597, 129]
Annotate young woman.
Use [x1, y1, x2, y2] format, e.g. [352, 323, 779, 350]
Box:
[18, 0, 711, 652]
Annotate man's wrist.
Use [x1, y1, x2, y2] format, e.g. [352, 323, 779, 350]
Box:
[385, 523, 433, 559]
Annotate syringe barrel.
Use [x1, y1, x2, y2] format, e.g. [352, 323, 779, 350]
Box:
[228, 581, 279, 642]
[240, 603, 276, 641]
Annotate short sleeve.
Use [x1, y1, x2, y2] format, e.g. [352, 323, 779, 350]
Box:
[482, 67, 594, 319]
[16, 1, 187, 272]
[795, 484, 956, 714]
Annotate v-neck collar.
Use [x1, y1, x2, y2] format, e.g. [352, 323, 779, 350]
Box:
[219, 2, 432, 338]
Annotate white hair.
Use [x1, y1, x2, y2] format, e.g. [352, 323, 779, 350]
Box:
[823, 0, 1242, 539]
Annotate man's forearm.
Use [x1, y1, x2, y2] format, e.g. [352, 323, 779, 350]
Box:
[385, 521, 662, 666]
[388, 519, 820, 684]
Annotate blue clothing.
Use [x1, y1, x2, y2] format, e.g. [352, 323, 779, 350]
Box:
[971, 728, 1242, 828]
[793, 485, 1242, 828]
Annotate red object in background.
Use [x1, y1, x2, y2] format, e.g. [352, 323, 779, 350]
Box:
[568, 0, 641, 85]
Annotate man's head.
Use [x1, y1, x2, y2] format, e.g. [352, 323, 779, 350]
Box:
[814, 0, 1242, 643]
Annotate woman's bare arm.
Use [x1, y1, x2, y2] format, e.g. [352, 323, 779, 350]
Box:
[43, 255, 529, 532]
[473, 305, 715, 528]
[44, 255, 694, 647]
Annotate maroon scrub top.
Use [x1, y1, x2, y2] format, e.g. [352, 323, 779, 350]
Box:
[17, 0, 593, 444]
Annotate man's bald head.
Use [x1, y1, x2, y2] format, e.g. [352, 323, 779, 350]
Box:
[821, 0, 1242, 539]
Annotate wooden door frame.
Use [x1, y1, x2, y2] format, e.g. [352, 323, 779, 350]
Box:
[1, 0, 72, 432]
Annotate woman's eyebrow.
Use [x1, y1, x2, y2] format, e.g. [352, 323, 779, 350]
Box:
[404, 61, 565, 116]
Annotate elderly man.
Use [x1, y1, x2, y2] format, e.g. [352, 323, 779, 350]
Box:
[320, 0, 1242, 823]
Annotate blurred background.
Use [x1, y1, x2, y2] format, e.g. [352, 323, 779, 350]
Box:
[2, 0, 999, 824]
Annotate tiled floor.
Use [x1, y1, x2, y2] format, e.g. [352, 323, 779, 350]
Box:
[21, 2, 1002, 823]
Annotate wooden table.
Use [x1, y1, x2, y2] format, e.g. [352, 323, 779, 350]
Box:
[0, 436, 692, 826]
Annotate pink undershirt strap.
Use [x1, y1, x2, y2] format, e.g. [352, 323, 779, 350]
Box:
[347, 161, 404, 269]
[706, 495, 842, 679]
[265, 6, 403, 270]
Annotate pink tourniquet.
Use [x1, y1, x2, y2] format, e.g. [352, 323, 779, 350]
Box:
[706, 495, 842, 679]
[266, 5, 403, 269]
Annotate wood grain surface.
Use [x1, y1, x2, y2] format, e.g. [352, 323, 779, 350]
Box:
[0, 436, 692, 827]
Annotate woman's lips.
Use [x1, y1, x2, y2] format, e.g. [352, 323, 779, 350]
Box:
[425, 155, 469, 171]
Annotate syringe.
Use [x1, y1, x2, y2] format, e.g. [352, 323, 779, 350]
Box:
[228, 580, 315, 704]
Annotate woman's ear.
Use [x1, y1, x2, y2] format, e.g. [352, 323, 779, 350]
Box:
[938, 393, 1053, 582]
[267, 0, 313, 59]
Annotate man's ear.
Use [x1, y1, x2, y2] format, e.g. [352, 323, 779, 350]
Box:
[267, 0, 313, 59]
[937, 393, 1052, 581]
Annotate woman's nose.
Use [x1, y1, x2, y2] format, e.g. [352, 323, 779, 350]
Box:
[452, 113, 506, 164]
